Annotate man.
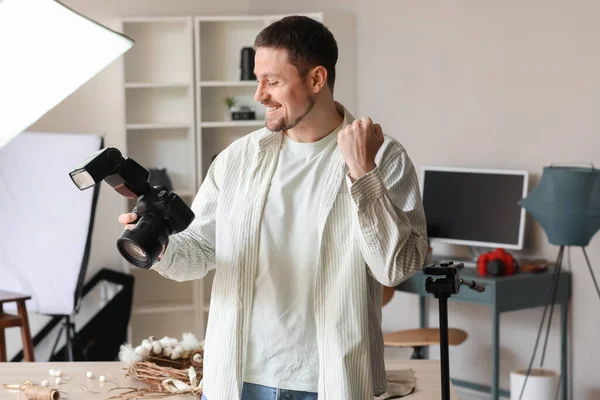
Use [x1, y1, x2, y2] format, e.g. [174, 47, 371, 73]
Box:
[119, 15, 428, 400]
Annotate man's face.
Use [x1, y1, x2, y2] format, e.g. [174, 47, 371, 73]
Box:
[254, 47, 315, 132]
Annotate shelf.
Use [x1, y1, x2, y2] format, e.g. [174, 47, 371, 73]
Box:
[125, 85, 193, 126]
[126, 129, 194, 192]
[200, 121, 264, 128]
[124, 17, 192, 24]
[123, 19, 193, 83]
[126, 123, 191, 130]
[125, 82, 192, 88]
[196, 15, 270, 23]
[199, 85, 263, 121]
[199, 81, 257, 87]
[198, 20, 265, 81]
[133, 303, 196, 315]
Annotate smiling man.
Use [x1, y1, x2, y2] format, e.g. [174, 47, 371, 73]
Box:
[119, 15, 428, 400]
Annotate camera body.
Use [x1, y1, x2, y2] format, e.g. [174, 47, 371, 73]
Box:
[70, 147, 195, 269]
[118, 184, 194, 269]
[477, 248, 518, 277]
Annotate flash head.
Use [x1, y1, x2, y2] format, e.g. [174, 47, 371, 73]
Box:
[69, 147, 151, 198]
[69, 148, 123, 190]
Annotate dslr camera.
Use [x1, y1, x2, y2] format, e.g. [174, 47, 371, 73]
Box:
[477, 248, 518, 277]
[69, 147, 195, 269]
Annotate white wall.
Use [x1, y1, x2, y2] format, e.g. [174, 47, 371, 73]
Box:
[250, 0, 600, 398]
[23, 0, 600, 398]
[351, 2, 600, 399]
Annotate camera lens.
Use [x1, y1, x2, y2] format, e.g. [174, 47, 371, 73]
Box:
[121, 241, 149, 264]
[117, 238, 152, 268]
[117, 215, 168, 269]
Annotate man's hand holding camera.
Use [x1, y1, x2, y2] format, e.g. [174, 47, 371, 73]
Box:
[337, 116, 384, 181]
[118, 212, 167, 261]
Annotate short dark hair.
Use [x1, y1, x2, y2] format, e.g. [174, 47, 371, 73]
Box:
[254, 15, 338, 91]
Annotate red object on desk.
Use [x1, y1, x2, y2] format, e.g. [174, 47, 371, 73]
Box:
[477, 248, 517, 276]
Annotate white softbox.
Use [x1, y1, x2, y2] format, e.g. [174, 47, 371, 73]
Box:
[0, 0, 133, 149]
[0, 132, 103, 315]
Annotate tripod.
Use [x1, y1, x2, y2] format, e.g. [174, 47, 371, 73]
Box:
[423, 261, 486, 400]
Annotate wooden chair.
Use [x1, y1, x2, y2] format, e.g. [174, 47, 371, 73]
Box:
[0, 290, 35, 362]
[382, 285, 467, 359]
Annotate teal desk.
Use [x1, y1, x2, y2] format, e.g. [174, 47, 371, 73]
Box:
[395, 266, 571, 400]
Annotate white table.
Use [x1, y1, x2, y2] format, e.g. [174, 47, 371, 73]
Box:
[0, 359, 459, 399]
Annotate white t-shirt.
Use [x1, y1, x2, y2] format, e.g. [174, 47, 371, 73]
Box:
[243, 122, 343, 392]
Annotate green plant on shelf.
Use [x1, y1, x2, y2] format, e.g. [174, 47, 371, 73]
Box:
[225, 96, 236, 109]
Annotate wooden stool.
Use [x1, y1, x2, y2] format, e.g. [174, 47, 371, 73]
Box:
[382, 285, 467, 359]
[0, 290, 35, 362]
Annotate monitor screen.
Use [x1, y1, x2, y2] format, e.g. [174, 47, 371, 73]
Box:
[421, 166, 529, 250]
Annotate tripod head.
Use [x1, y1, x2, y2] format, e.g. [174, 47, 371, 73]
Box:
[423, 261, 486, 298]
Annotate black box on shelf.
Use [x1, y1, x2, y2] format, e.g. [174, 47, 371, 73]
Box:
[231, 109, 256, 120]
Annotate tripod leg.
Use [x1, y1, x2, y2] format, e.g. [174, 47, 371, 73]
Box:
[582, 247, 600, 302]
[492, 307, 500, 400]
[519, 246, 564, 400]
[560, 301, 568, 400]
[541, 248, 565, 366]
[50, 322, 65, 360]
[70, 321, 83, 360]
[65, 316, 73, 362]
[439, 295, 450, 400]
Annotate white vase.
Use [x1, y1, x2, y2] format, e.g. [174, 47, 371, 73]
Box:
[510, 368, 560, 400]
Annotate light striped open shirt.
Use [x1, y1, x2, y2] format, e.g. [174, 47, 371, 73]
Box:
[152, 105, 428, 399]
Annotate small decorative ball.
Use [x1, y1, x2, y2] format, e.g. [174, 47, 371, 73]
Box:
[171, 348, 182, 360]
[48, 369, 56, 376]
[159, 336, 171, 347]
[99, 375, 106, 383]
[141, 339, 152, 351]
[135, 345, 150, 357]
[55, 377, 62, 385]
[152, 341, 162, 355]
[55, 370, 63, 377]
[86, 371, 93, 378]
[41, 380, 49, 387]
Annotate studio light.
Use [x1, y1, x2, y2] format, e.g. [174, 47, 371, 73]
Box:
[0, 0, 134, 149]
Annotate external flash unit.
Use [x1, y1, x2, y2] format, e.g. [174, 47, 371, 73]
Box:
[69, 148, 195, 269]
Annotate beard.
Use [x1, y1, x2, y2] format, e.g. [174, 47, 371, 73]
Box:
[266, 94, 315, 132]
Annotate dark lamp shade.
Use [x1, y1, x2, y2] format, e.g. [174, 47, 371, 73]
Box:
[518, 166, 600, 247]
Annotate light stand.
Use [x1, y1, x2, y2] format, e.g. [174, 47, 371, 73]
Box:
[423, 261, 486, 400]
[50, 315, 79, 361]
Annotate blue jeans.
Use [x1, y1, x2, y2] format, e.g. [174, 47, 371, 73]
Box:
[201, 382, 318, 399]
